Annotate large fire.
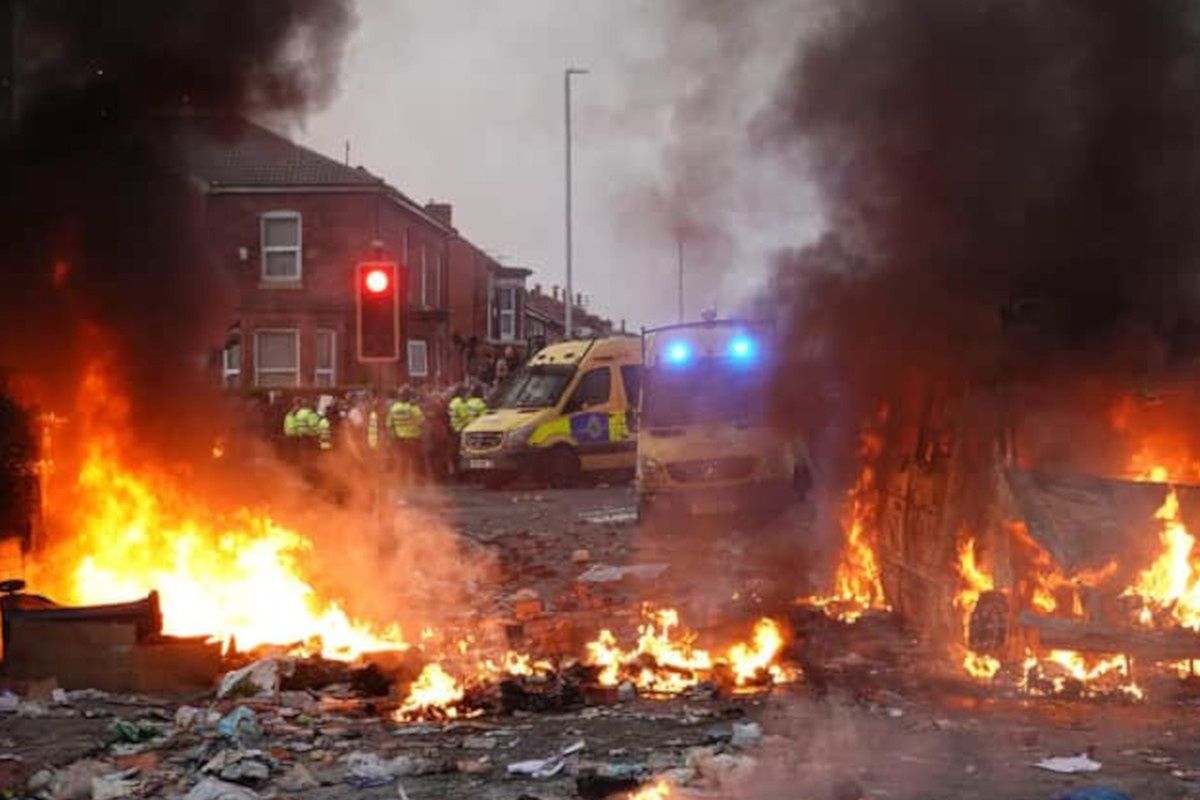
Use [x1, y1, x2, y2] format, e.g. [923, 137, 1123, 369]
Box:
[31, 358, 409, 660]
[1123, 486, 1200, 629]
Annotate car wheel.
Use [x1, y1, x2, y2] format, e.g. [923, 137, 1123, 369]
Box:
[543, 446, 580, 489]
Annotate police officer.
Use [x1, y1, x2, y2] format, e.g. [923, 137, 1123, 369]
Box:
[388, 387, 425, 482]
[466, 383, 488, 424]
[448, 384, 471, 435]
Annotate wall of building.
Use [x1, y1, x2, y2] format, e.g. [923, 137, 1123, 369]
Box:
[204, 189, 452, 390]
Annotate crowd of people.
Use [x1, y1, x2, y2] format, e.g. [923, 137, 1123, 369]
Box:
[265, 380, 495, 483]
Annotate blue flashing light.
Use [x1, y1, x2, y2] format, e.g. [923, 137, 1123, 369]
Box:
[727, 334, 756, 362]
[664, 341, 692, 365]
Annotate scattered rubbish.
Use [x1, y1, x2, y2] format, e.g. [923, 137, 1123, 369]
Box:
[109, 719, 165, 744]
[578, 508, 638, 525]
[342, 751, 395, 789]
[183, 777, 261, 800]
[91, 769, 140, 800]
[1036, 754, 1103, 774]
[216, 707, 261, 744]
[203, 749, 273, 785]
[507, 740, 586, 779]
[218, 659, 287, 698]
[276, 763, 318, 793]
[730, 722, 763, 748]
[578, 564, 669, 584]
[174, 705, 201, 731]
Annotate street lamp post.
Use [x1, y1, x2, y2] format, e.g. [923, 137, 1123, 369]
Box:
[564, 66, 588, 339]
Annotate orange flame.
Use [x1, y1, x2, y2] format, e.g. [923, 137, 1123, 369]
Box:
[393, 663, 464, 721]
[953, 536, 1000, 680]
[585, 607, 794, 693]
[32, 356, 408, 660]
[1123, 486, 1200, 629]
[804, 431, 890, 621]
[627, 782, 675, 800]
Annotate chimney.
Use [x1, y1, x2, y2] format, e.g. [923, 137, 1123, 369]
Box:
[552, 285, 559, 301]
[424, 201, 453, 229]
[620, 319, 626, 333]
[533, 283, 542, 296]
[576, 292, 583, 307]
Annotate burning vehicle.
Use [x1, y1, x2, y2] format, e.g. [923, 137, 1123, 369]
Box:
[861, 363, 1200, 697]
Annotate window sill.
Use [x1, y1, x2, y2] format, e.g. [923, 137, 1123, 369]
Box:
[259, 279, 304, 290]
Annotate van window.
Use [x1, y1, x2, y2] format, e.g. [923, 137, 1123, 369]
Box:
[564, 367, 611, 413]
[619, 364, 642, 406]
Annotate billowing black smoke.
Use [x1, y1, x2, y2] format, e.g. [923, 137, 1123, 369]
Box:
[761, 0, 1200, 475]
[0, 0, 352, 451]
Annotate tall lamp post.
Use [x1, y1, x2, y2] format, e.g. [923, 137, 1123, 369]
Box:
[564, 66, 588, 339]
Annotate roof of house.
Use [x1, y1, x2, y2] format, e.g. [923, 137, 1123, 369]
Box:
[173, 117, 452, 232]
[525, 290, 612, 333]
[175, 117, 381, 188]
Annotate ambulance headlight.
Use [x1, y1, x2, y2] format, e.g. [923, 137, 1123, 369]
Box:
[506, 424, 536, 449]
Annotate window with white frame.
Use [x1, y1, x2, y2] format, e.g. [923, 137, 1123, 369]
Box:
[498, 286, 517, 341]
[314, 329, 336, 388]
[260, 211, 302, 281]
[254, 329, 300, 387]
[407, 339, 428, 377]
[221, 338, 241, 389]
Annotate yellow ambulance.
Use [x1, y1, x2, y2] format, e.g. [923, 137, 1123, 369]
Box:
[459, 337, 641, 487]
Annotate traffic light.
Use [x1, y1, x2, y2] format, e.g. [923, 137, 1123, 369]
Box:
[355, 261, 403, 362]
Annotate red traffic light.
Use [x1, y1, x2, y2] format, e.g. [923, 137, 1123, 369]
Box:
[364, 268, 390, 294]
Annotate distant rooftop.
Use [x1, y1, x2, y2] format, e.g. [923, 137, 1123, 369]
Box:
[173, 117, 451, 232]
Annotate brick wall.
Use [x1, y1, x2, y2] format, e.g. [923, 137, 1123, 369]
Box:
[204, 189, 453, 390]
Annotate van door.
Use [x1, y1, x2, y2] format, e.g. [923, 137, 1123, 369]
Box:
[561, 366, 626, 470]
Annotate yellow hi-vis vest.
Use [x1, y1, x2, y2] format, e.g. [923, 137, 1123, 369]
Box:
[465, 397, 488, 421]
[367, 410, 379, 449]
[283, 410, 302, 437]
[448, 397, 470, 433]
[388, 401, 424, 440]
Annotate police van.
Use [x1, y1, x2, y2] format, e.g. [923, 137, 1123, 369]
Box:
[637, 319, 809, 518]
[459, 337, 641, 487]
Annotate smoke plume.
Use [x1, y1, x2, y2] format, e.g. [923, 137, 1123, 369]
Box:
[757, 0, 1200, 478]
[0, 0, 352, 451]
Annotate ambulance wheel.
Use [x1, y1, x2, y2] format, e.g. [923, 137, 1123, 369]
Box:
[543, 446, 580, 488]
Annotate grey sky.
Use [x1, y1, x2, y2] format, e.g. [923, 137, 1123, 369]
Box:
[296, 0, 822, 328]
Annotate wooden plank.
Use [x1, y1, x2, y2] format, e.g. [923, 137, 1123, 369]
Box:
[1019, 611, 1200, 661]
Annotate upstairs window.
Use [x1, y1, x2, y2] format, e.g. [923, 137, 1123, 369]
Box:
[261, 211, 302, 281]
[498, 286, 517, 341]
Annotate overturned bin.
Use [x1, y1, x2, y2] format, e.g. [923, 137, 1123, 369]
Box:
[0, 580, 220, 693]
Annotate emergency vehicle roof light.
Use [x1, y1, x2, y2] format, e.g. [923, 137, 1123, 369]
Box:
[664, 341, 692, 366]
[728, 334, 756, 362]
